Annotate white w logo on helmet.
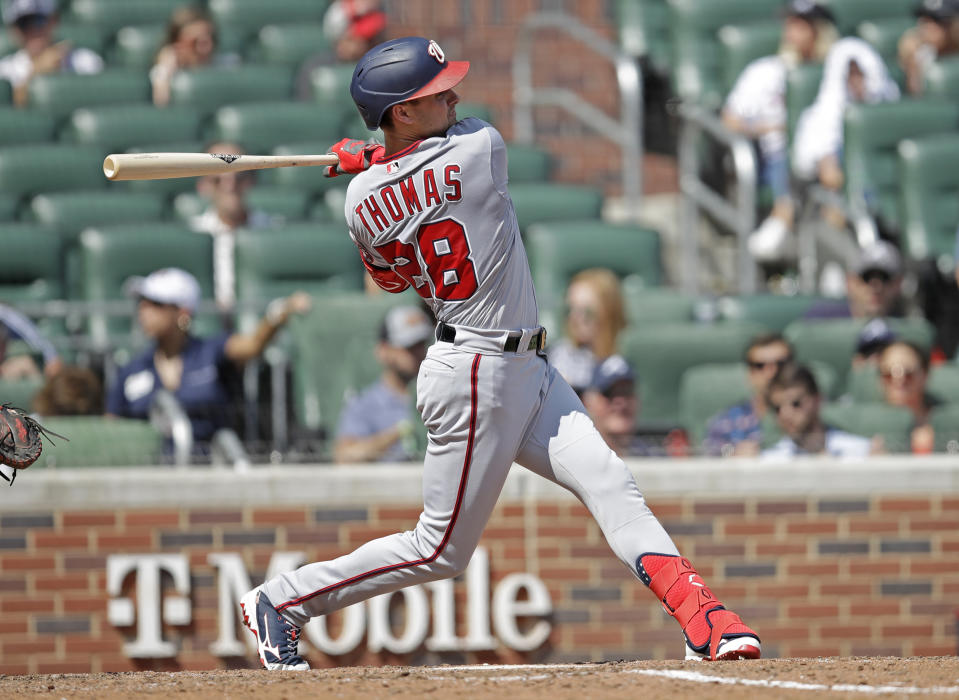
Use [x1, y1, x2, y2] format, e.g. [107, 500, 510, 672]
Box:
[427, 39, 445, 64]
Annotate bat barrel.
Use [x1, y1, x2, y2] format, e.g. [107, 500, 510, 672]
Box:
[102, 153, 339, 181]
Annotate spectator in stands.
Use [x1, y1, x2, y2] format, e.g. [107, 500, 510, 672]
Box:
[722, 0, 838, 262]
[188, 142, 279, 316]
[0, 0, 103, 107]
[581, 354, 659, 458]
[548, 268, 627, 396]
[762, 363, 873, 458]
[877, 340, 939, 453]
[151, 5, 236, 107]
[106, 267, 310, 445]
[852, 318, 897, 369]
[704, 333, 794, 457]
[899, 0, 959, 95]
[0, 303, 62, 379]
[793, 38, 900, 234]
[804, 240, 906, 320]
[333, 305, 432, 464]
[296, 0, 386, 98]
[32, 365, 102, 415]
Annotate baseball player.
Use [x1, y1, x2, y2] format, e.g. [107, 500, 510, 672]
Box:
[241, 37, 761, 669]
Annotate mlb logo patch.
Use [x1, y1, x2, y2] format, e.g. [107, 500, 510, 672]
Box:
[387, 161, 401, 174]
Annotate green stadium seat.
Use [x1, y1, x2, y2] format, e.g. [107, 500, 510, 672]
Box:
[54, 22, 109, 55]
[0, 225, 63, 302]
[0, 107, 56, 146]
[209, 101, 342, 153]
[0, 376, 45, 411]
[0, 144, 104, 201]
[506, 143, 554, 183]
[923, 56, 959, 100]
[61, 104, 203, 152]
[821, 401, 913, 453]
[172, 187, 308, 222]
[822, 0, 915, 36]
[456, 102, 495, 125]
[858, 17, 915, 66]
[65, 0, 186, 32]
[258, 141, 345, 196]
[786, 63, 823, 141]
[716, 294, 828, 332]
[110, 24, 165, 69]
[289, 292, 417, 435]
[717, 21, 782, 97]
[508, 183, 604, 233]
[845, 364, 882, 402]
[33, 417, 164, 468]
[78, 225, 214, 347]
[621, 321, 767, 430]
[308, 63, 359, 113]
[898, 134, 959, 264]
[783, 317, 935, 391]
[929, 363, 959, 404]
[233, 229, 364, 319]
[168, 65, 295, 116]
[27, 70, 151, 120]
[930, 402, 959, 452]
[679, 363, 752, 445]
[623, 285, 699, 326]
[28, 191, 168, 242]
[844, 99, 959, 231]
[668, 0, 783, 106]
[526, 220, 663, 327]
[0, 80, 10, 105]
[208, 0, 328, 43]
[0, 194, 17, 220]
[251, 23, 331, 65]
[614, 0, 672, 74]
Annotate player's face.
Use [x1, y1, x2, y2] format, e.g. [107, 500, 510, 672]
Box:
[879, 344, 926, 408]
[768, 385, 818, 439]
[746, 342, 792, 395]
[402, 89, 460, 138]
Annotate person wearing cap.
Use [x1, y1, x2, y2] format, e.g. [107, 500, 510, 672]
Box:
[805, 240, 907, 320]
[852, 318, 898, 369]
[723, 0, 839, 263]
[333, 305, 432, 464]
[900, 0, 959, 95]
[188, 141, 280, 317]
[0, 0, 102, 107]
[581, 354, 658, 458]
[105, 267, 311, 446]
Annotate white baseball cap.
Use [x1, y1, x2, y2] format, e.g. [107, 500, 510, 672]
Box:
[381, 306, 433, 348]
[126, 267, 201, 313]
[3, 0, 56, 25]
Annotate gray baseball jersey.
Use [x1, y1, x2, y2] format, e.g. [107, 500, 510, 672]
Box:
[256, 116, 756, 662]
[345, 118, 539, 330]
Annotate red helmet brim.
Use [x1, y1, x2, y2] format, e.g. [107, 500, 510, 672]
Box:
[410, 60, 470, 100]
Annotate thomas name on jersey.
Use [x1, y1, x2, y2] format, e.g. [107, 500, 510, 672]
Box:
[354, 163, 463, 236]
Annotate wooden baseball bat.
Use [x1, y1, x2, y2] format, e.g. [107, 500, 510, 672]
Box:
[102, 152, 340, 181]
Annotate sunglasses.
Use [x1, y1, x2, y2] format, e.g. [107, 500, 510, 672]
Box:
[880, 365, 920, 382]
[860, 269, 892, 284]
[748, 358, 790, 372]
[770, 396, 806, 414]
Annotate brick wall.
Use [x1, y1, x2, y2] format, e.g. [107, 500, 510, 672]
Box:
[383, 0, 678, 196]
[1, 463, 956, 673]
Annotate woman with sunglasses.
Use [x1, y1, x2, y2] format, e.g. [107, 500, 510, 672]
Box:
[0, 0, 103, 107]
[877, 341, 940, 454]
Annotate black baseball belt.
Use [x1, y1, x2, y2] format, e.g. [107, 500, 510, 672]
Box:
[436, 322, 546, 352]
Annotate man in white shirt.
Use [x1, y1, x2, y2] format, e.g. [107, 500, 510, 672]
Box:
[762, 363, 872, 459]
[0, 0, 103, 106]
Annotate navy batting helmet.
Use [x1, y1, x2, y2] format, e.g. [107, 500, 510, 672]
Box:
[350, 37, 470, 130]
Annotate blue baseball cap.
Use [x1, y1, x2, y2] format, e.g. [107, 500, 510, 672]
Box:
[3, 0, 55, 24]
[590, 355, 636, 395]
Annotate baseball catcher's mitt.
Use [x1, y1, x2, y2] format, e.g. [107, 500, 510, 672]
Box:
[0, 404, 66, 485]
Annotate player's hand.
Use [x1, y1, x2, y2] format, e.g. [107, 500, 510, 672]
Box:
[325, 138, 384, 178]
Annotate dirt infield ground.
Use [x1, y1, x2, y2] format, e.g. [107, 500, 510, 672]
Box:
[3, 657, 959, 700]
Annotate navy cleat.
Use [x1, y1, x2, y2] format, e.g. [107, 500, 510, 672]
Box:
[240, 586, 309, 670]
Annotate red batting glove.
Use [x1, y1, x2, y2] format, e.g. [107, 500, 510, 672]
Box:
[325, 138, 385, 178]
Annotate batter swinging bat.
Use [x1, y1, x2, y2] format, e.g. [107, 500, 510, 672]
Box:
[102, 152, 340, 181]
